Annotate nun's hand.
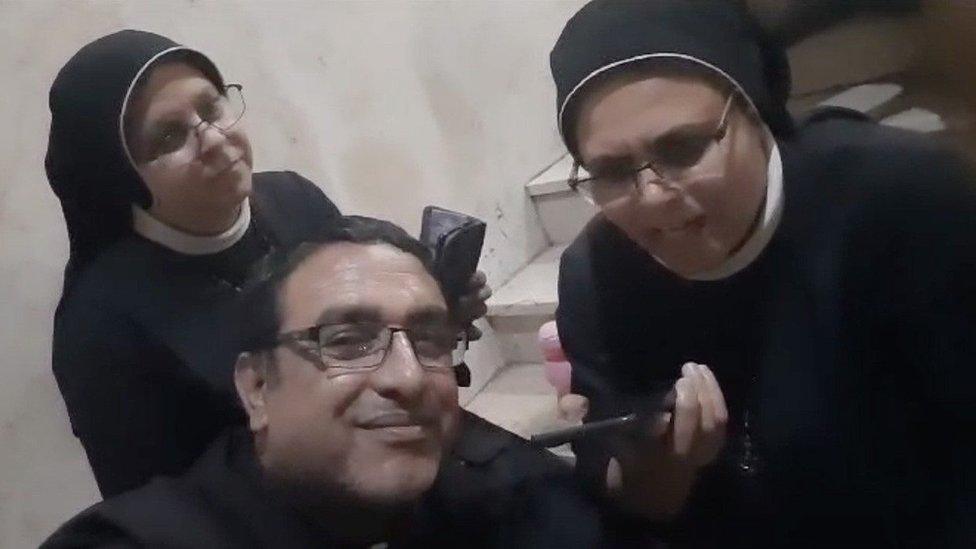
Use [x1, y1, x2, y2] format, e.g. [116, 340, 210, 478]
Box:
[606, 362, 728, 520]
[455, 271, 491, 341]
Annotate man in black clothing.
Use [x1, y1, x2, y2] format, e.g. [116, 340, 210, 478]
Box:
[43, 217, 635, 548]
[550, 1, 975, 547]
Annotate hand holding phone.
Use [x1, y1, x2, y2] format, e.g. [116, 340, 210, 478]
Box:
[419, 206, 487, 305]
[601, 363, 729, 520]
[420, 206, 488, 387]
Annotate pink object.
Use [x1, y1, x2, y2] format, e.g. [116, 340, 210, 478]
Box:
[538, 321, 571, 395]
[544, 361, 573, 396]
[537, 320, 567, 362]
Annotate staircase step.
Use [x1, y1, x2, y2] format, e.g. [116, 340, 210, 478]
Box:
[463, 362, 577, 461]
[526, 155, 596, 245]
[817, 82, 903, 113]
[526, 154, 575, 197]
[881, 107, 947, 133]
[486, 245, 564, 365]
[787, 15, 917, 97]
[486, 245, 564, 318]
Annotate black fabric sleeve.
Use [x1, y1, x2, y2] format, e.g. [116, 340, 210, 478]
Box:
[52, 290, 153, 497]
[879, 150, 976, 547]
[555, 237, 619, 498]
[40, 510, 138, 549]
[52, 279, 234, 498]
[557, 242, 677, 542]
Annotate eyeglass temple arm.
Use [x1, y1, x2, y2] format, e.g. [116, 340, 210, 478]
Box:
[452, 331, 471, 387]
[716, 92, 736, 137]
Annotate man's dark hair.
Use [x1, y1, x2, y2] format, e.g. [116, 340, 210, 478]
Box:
[231, 215, 439, 361]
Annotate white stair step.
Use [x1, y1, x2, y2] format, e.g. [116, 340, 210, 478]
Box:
[486, 245, 564, 318]
[526, 154, 576, 197]
[817, 82, 903, 113]
[534, 190, 598, 246]
[463, 362, 578, 461]
[787, 15, 918, 97]
[881, 107, 947, 133]
[486, 245, 564, 365]
[526, 155, 597, 245]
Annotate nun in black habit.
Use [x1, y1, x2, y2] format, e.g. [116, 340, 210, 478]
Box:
[550, 1, 975, 547]
[45, 30, 491, 498]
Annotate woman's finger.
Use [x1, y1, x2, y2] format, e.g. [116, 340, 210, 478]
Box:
[698, 364, 728, 426]
[697, 364, 716, 435]
[606, 457, 624, 493]
[672, 375, 700, 457]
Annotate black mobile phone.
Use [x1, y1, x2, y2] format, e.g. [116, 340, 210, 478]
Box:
[420, 206, 486, 303]
[420, 206, 487, 388]
[530, 414, 640, 448]
[530, 388, 677, 448]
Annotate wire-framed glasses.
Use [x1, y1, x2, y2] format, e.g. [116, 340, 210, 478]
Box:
[135, 83, 246, 163]
[568, 92, 736, 206]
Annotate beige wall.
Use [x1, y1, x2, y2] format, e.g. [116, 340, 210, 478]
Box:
[0, 1, 582, 545]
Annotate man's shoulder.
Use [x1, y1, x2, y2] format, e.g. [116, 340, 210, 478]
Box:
[437, 411, 577, 506]
[40, 476, 223, 548]
[453, 411, 571, 475]
[40, 430, 308, 549]
[429, 412, 611, 547]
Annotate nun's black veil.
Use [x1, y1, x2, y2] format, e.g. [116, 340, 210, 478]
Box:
[46, 30, 223, 294]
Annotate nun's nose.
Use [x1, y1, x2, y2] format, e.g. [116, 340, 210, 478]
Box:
[635, 170, 681, 208]
[195, 120, 229, 157]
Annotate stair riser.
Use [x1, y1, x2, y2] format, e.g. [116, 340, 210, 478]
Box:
[533, 190, 597, 245]
[489, 313, 554, 365]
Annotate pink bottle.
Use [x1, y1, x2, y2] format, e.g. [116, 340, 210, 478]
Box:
[538, 320, 588, 422]
[538, 320, 571, 396]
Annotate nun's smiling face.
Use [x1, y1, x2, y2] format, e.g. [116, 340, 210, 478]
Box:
[125, 62, 253, 235]
[573, 72, 769, 277]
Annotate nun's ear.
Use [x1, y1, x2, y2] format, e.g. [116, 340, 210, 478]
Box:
[234, 352, 273, 433]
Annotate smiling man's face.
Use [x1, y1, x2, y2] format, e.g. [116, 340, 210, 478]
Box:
[238, 242, 460, 507]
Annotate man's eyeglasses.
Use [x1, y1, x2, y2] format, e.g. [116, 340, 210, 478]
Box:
[277, 322, 465, 373]
[568, 93, 736, 206]
[136, 84, 246, 163]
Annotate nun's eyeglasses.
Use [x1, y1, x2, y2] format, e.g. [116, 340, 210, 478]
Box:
[136, 84, 246, 163]
[568, 93, 736, 206]
[276, 322, 467, 374]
